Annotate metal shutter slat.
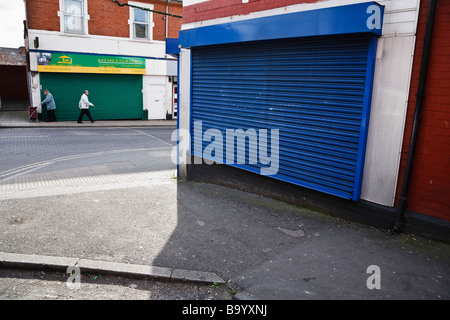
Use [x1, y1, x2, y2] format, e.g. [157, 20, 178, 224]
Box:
[191, 35, 376, 200]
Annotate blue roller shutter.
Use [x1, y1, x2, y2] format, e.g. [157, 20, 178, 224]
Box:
[190, 35, 377, 200]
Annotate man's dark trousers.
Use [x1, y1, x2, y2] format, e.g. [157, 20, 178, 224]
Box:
[78, 109, 94, 123]
[47, 109, 56, 122]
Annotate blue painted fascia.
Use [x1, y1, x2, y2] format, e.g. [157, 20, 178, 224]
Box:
[166, 38, 180, 55]
[352, 36, 379, 201]
[180, 2, 384, 48]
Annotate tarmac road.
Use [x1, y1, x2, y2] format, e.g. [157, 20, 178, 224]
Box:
[1, 126, 450, 301]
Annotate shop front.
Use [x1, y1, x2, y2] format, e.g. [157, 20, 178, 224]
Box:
[37, 52, 145, 121]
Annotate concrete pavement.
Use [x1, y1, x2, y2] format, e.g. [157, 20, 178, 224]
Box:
[1, 175, 449, 299]
[0, 110, 177, 128]
[0, 114, 450, 300]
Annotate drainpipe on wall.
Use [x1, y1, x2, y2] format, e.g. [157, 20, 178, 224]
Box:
[165, 0, 170, 39]
[393, 0, 437, 233]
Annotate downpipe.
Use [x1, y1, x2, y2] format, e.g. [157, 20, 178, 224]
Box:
[393, 0, 437, 233]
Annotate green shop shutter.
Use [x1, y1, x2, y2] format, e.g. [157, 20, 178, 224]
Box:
[39, 73, 143, 121]
[190, 35, 377, 201]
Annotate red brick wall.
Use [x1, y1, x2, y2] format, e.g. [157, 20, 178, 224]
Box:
[26, 0, 60, 32]
[183, 0, 321, 24]
[151, 1, 183, 40]
[89, 0, 129, 38]
[166, 4, 183, 38]
[25, 0, 182, 41]
[396, 0, 450, 222]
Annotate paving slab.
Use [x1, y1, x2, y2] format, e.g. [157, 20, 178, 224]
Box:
[0, 111, 176, 128]
[0, 252, 79, 271]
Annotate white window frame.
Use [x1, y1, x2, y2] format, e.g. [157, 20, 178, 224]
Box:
[58, 0, 90, 35]
[129, 1, 154, 41]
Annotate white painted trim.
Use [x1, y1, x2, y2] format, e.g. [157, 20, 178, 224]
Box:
[178, 48, 192, 179]
[27, 29, 166, 61]
[27, 30, 168, 75]
[28, 29, 165, 45]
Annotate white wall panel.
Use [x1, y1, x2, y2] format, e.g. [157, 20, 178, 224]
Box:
[145, 59, 167, 76]
[178, 49, 191, 179]
[360, 0, 420, 206]
[361, 35, 416, 206]
[166, 59, 178, 76]
[378, 0, 420, 36]
[27, 29, 165, 63]
[30, 73, 41, 112]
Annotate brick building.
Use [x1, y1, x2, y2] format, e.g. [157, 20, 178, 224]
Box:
[24, 0, 182, 121]
[176, 0, 449, 239]
[396, 0, 450, 226]
[0, 47, 28, 111]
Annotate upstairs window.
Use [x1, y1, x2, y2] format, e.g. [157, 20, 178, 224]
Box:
[63, 0, 84, 34]
[133, 8, 149, 39]
[129, 2, 154, 41]
[58, 0, 89, 35]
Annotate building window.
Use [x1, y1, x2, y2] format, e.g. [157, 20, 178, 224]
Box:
[58, 0, 89, 35]
[63, 0, 84, 34]
[129, 2, 154, 41]
[133, 8, 149, 39]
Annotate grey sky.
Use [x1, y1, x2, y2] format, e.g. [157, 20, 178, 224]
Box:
[0, 1, 26, 48]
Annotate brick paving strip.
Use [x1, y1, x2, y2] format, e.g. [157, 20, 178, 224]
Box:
[0, 170, 177, 200]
